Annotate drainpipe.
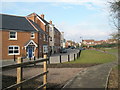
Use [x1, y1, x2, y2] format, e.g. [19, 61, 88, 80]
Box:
[38, 32, 40, 58]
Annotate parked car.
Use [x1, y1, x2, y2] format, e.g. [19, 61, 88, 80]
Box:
[60, 48, 67, 53]
[70, 46, 75, 49]
[79, 47, 85, 50]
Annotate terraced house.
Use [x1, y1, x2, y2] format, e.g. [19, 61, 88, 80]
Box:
[27, 13, 61, 54]
[0, 13, 62, 60]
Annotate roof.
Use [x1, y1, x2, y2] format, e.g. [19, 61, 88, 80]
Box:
[36, 14, 49, 25]
[0, 14, 37, 32]
[82, 40, 94, 42]
[54, 27, 60, 33]
[29, 20, 48, 35]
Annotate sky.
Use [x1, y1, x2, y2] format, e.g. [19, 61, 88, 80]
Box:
[0, 0, 116, 42]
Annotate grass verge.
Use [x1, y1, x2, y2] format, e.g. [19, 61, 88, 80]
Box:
[107, 65, 119, 89]
[65, 50, 117, 64]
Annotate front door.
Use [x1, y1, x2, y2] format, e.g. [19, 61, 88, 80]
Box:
[27, 46, 34, 58]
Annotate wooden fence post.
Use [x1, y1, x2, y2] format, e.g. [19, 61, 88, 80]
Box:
[60, 55, 62, 63]
[17, 57, 23, 90]
[43, 54, 47, 89]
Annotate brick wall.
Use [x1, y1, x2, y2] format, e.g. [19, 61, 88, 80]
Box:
[1, 30, 39, 60]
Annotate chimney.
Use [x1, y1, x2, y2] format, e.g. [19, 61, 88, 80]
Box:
[49, 20, 52, 24]
[40, 14, 44, 19]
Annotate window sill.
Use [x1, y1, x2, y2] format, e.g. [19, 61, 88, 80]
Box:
[8, 54, 20, 55]
[31, 37, 35, 39]
[9, 38, 17, 40]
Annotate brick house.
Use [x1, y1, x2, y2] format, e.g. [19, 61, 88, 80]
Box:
[27, 13, 49, 56]
[0, 14, 48, 60]
[48, 20, 61, 54]
[54, 27, 61, 53]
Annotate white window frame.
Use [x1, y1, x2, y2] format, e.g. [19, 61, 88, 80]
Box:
[9, 31, 17, 40]
[31, 32, 35, 39]
[8, 45, 20, 55]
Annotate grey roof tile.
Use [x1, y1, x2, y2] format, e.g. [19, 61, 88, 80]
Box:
[0, 14, 37, 32]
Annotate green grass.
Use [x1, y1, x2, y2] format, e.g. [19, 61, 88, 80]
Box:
[104, 48, 118, 54]
[65, 50, 117, 64]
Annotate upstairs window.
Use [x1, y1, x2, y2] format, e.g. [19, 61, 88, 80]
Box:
[9, 31, 17, 40]
[8, 46, 20, 55]
[31, 32, 35, 39]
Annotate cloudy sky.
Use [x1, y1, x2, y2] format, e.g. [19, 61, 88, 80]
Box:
[0, 0, 115, 42]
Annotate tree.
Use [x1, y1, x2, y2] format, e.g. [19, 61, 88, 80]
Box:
[110, 31, 120, 39]
[109, 0, 120, 30]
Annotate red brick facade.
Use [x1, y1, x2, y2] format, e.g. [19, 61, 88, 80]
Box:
[1, 30, 39, 60]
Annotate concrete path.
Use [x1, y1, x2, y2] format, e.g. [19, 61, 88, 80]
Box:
[63, 61, 118, 88]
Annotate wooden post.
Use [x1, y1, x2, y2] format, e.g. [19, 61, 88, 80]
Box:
[43, 54, 47, 89]
[68, 55, 70, 62]
[60, 55, 62, 63]
[74, 54, 75, 61]
[17, 57, 23, 90]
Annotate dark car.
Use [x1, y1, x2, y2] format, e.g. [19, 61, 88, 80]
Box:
[79, 47, 85, 50]
[60, 48, 67, 53]
[70, 46, 75, 49]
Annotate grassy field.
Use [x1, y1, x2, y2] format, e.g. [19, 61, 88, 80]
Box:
[101, 48, 118, 54]
[65, 50, 117, 64]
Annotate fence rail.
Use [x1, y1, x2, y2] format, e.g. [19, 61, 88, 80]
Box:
[2, 55, 49, 90]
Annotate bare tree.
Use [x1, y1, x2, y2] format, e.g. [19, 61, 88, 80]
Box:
[109, 0, 120, 40]
[109, 0, 120, 29]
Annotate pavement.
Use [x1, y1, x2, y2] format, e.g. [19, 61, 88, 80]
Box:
[1, 49, 79, 66]
[62, 61, 118, 88]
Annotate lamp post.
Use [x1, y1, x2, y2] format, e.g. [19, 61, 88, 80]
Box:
[79, 37, 82, 47]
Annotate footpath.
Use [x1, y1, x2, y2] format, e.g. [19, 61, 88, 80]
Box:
[63, 61, 118, 88]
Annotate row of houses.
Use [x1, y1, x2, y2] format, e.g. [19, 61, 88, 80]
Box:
[64, 39, 117, 48]
[65, 40, 79, 48]
[0, 13, 65, 60]
[82, 39, 117, 46]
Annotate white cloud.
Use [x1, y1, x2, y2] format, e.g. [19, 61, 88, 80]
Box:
[56, 22, 113, 42]
[1, 0, 109, 7]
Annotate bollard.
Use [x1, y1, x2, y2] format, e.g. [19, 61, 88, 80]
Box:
[77, 53, 79, 59]
[74, 54, 75, 61]
[79, 50, 81, 57]
[43, 54, 47, 89]
[68, 55, 70, 62]
[48, 56, 50, 64]
[60, 55, 62, 63]
[17, 57, 23, 90]
[34, 56, 36, 66]
[14, 54, 16, 61]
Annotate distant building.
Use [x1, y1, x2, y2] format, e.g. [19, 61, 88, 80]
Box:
[82, 40, 95, 47]
[60, 32, 65, 48]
